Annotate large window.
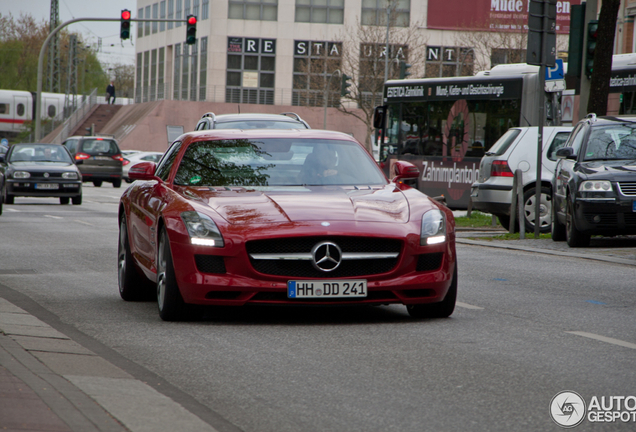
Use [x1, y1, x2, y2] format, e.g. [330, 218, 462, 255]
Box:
[143, 51, 150, 103]
[425, 46, 474, 78]
[226, 37, 276, 105]
[361, 0, 409, 27]
[160, 1, 166, 32]
[176, 0, 182, 27]
[199, 37, 208, 100]
[158, 48, 165, 99]
[136, 53, 142, 103]
[145, 5, 151, 36]
[137, 8, 144, 38]
[295, 0, 344, 24]
[182, 44, 189, 100]
[202, 0, 209, 19]
[359, 43, 407, 108]
[190, 40, 198, 101]
[151, 49, 157, 101]
[292, 40, 342, 107]
[168, 0, 174, 29]
[228, 0, 278, 20]
[152, 3, 158, 34]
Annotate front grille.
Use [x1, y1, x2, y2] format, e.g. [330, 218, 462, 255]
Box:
[416, 253, 444, 272]
[29, 172, 64, 179]
[246, 237, 402, 278]
[583, 212, 618, 228]
[194, 255, 226, 274]
[618, 182, 636, 196]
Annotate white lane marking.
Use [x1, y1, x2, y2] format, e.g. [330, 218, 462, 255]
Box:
[6, 208, 20, 212]
[456, 301, 484, 310]
[73, 219, 94, 226]
[43, 215, 63, 219]
[566, 331, 636, 350]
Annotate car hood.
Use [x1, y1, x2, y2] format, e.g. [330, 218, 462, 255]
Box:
[180, 185, 412, 224]
[8, 162, 77, 172]
[577, 160, 636, 179]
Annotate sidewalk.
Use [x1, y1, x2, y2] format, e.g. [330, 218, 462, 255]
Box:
[1, 232, 635, 431]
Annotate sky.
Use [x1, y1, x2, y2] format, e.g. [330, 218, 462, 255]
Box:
[2, 0, 136, 68]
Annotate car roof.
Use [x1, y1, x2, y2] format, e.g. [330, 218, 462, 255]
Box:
[212, 113, 303, 122]
[65, 136, 118, 141]
[182, 128, 357, 143]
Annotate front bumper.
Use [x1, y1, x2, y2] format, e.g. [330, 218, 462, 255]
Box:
[166, 231, 457, 307]
[573, 196, 636, 234]
[6, 179, 82, 198]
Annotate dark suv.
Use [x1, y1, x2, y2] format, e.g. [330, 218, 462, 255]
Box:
[194, 112, 310, 130]
[551, 114, 636, 247]
[62, 136, 124, 188]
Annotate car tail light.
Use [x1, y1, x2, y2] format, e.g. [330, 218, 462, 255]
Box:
[122, 158, 131, 166]
[490, 160, 514, 177]
[112, 154, 124, 162]
[75, 152, 90, 160]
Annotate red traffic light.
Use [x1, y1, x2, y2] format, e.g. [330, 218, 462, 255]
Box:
[188, 16, 197, 25]
[121, 10, 131, 20]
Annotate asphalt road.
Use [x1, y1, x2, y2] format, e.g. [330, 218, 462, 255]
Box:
[0, 184, 635, 432]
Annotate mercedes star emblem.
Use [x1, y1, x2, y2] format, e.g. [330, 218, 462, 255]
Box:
[311, 241, 342, 272]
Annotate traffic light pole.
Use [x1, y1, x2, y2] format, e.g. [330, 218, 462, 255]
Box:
[35, 17, 189, 141]
[579, 0, 598, 119]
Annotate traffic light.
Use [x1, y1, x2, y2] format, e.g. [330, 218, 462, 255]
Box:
[585, 20, 599, 78]
[340, 73, 352, 97]
[120, 9, 131, 40]
[186, 15, 197, 45]
[399, 61, 411, 79]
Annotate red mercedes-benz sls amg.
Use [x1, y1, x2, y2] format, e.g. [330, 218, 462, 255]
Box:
[118, 128, 457, 321]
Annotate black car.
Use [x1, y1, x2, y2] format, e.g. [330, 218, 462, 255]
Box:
[62, 136, 124, 188]
[1, 143, 82, 207]
[194, 112, 310, 130]
[551, 114, 636, 247]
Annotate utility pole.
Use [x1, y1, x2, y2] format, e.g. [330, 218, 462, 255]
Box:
[47, 0, 60, 93]
[64, 34, 77, 117]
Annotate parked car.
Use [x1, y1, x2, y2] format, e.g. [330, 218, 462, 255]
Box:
[62, 136, 124, 188]
[194, 112, 311, 131]
[0, 143, 82, 208]
[552, 114, 636, 247]
[123, 151, 164, 182]
[119, 128, 457, 321]
[470, 126, 572, 232]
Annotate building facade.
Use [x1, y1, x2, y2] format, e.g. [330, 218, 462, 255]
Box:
[133, 0, 581, 107]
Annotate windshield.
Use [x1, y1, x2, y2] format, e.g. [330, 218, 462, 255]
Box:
[79, 139, 119, 155]
[174, 139, 387, 187]
[584, 125, 636, 161]
[9, 145, 73, 163]
[214, 121, 306, 130]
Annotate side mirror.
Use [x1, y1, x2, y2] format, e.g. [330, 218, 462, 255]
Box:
[129, 161, 159, 181]
[391, 160, 419, 182]
[555, 147, 576, 159]
[373, 105, 387, 129]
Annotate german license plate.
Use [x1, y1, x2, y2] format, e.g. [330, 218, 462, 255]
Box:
[35, 183, 59, 190]
[287, 280, 367, 298]
[94, 156, 111, 160]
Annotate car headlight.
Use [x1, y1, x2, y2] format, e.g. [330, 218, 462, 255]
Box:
[62, 172, 78, 179]
[579, 180, 613, 195]
[13, 171, 30, 179]
[181, 211, 224, 247]
[421, 209, 446, 245]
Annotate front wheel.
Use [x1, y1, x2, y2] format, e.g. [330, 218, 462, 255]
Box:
[407, 262, 457, 319]
[157, 227, 189, 321]
[523, 186, 552, 233]
[60, 197, 70, 205]
[72, 195, 82, 205]
[566, 197, 590, 247]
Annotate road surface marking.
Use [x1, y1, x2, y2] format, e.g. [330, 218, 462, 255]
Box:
[43, 215, 63, 219]
[566, 331, 636, 350]
[73, 220, 94, 226]
[456, 302, 484, 310]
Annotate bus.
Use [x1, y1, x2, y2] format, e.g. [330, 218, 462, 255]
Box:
[377, 53, 636, 209]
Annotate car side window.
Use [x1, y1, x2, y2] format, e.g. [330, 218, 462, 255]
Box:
[547, 132, 571, 161]
[566, 124, 587, 156]
[155, 141, 182, 181]
[64, 139, 78, 154]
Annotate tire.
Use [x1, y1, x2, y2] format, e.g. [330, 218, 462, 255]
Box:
[157, 227, 189, 321]
[566, 196, 591, 247]
[112, 179, 122, 188]
[496, 214, 519, 233]
[118, 215, 154, 301]
[523, 186, 552, 233]
[5, 193, 14, 205]
[72, 195, 82, 205]
[93, 180, 103, 187]
[60, 197, 70, 205]
[551, 196, 566, 241]
[407, 262, 457, 319]
[0, 190, 3, 216]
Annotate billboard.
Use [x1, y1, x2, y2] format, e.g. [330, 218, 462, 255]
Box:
[427, 0, 581, 34]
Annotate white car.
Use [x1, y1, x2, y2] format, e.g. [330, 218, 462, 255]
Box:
[123, 151, 164, 182]
[470, 126, 572, 232]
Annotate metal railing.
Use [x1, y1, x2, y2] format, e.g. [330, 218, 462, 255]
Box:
[49, 88, 98, 144]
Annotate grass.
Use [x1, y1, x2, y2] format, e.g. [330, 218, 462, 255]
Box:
[454, 211, 502, 228]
